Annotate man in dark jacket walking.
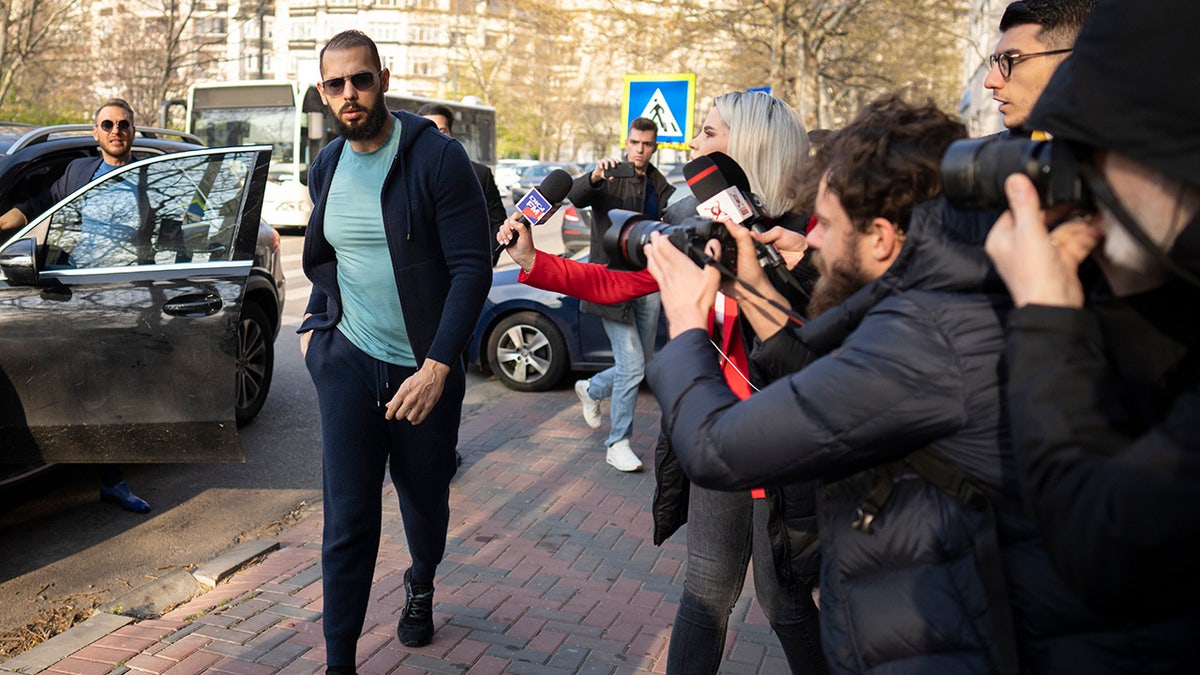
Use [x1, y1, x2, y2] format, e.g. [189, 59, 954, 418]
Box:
[568, 116, 674, 472]
[298, 31, 491, 673]
[417, 102, 508, 265]
[986, 0, 1200, 666]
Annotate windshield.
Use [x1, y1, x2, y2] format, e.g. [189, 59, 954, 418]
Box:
[191, 106, 296, 171]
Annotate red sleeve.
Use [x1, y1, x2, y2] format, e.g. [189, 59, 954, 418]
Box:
[519, 250, 659, 304]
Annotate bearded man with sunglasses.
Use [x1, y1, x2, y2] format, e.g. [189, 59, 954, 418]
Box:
[0, 99, 137, 235]
[984, 0, 1096, 132]
[298, 30, 491, 674]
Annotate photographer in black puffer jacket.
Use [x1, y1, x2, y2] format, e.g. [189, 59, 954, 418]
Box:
[647, 95, 1016, 673]
[645, 88, 1191, 672]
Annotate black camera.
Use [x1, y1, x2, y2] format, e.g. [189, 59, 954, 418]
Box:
[941, 137, 1093, 211]
[603, 209, 739, 273]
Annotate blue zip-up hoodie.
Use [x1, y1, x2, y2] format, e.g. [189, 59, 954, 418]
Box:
[299, 111, 492, 369]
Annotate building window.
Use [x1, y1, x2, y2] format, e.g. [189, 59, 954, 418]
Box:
[196, 17, 227, 34]
[289, 21, 314, 40]
[368, 21, 402, 41]
[410, 24, 439, 43]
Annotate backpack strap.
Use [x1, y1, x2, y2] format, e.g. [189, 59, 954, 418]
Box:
[853, 448, 1022, 675]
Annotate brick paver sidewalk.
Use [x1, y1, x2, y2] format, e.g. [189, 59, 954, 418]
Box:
[13, 387, 789, 674]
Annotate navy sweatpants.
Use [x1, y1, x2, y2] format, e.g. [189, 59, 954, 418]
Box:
[305, 328, 462, 668]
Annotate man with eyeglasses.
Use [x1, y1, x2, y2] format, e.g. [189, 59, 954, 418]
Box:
[0, 99, 137, 235]
[985, 0, 1096, 132]
[298, 30, 491, 674]
[0, 98, 152, 515]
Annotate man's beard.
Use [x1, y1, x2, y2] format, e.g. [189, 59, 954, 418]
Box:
[807, 248, 872, 317]
[331, 97, 389, 141]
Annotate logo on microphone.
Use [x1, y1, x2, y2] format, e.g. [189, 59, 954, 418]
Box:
[697, 188, 755, 224]
[516, 189, 552, 224]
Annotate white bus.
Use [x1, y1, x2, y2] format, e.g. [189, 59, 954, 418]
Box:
[174, 81, 497, 229]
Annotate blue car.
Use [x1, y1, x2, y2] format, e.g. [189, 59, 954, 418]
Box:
[468, 253, 611, 392]
[468, 253, 667, 392]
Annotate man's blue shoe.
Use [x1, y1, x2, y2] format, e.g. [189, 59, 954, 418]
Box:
[100, 481, 151, 514]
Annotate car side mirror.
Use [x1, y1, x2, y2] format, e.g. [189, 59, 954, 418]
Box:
[0, 237, 38, 286]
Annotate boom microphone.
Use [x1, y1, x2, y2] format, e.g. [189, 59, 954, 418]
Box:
[500, 169, 574, 252]
[682, 152, 788, 272]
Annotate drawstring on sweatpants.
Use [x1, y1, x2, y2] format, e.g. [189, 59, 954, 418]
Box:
[375, 360, 390, 409]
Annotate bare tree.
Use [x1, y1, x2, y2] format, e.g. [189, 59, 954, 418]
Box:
[703, 0, 964, 129]
[96, 0, 221, 124]
[408, 0, 968, 160]
[0, 0, 89, 121]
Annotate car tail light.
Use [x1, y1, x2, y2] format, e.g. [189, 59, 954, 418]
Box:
[565, 205, 579, 223]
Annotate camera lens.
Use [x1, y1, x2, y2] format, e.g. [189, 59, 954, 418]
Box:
[941, 137, 1091, 211]
[603, 210, 678, 270]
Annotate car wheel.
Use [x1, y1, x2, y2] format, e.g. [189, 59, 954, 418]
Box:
[235, 302, 274, 426]
[487, 311, 569, 392]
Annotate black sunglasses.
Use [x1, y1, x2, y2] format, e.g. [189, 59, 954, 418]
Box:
[988, 48, 1072, 79]
[321, 70, 381, 96]
[98, 119, 131, 133]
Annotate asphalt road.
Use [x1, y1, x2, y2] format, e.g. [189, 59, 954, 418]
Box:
[0, 226, 538, 653]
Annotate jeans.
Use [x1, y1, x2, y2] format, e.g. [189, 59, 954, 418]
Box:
[588, 293, 660, 447]
[668, 486, 826, 675]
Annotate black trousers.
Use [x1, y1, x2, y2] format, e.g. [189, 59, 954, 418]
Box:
[305, 328, 462, 668]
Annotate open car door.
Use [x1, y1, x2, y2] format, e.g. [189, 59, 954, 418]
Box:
[0, 145, 271, 463]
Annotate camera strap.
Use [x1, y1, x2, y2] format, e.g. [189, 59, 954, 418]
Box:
[696, 251, 810, 329]
[1082, 163, 1200, 292]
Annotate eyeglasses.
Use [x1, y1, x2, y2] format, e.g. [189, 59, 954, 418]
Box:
[98, 119, 131, 133]
[321, 70, 381, 96]
[988, 48, 1073, 79]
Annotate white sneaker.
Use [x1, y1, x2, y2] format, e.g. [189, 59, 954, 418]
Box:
[606, 440, 643, 472]
[575, 379, 602, 429]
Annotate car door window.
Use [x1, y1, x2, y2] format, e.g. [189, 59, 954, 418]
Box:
[41, 150, 260, 270]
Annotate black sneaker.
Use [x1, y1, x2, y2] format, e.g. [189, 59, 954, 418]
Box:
[397, 568, 435, 647]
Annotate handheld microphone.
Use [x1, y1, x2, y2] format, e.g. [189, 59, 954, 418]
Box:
[500, 169, 574, 251]
[683, 152, 788, 272]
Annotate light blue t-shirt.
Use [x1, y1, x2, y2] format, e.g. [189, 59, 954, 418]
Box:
[324, 120, 416, 367]
[74, 161, 138, 267]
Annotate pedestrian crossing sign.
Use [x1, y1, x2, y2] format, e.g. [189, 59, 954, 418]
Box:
[623, 73, 696, 150]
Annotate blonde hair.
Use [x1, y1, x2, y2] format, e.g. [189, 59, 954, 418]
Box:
[713, 91, 809, 218]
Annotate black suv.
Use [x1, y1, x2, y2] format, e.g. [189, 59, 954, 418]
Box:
[0, 124, 285, 476]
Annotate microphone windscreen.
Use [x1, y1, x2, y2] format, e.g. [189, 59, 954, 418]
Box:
[708, 152, 752, 192]
[538, 169, 574, 203]
[683, 155, 727, 203]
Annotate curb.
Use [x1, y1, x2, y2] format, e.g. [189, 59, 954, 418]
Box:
[0, 539, 281, 674]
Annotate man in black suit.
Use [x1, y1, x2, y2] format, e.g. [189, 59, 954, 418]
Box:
[419, 103, 507, 265]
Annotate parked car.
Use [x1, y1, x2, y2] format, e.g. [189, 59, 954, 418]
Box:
[559, 202, 592, 254]
[509, 162, 578, 204]
[0, 124, 285, 477]
[493, 158, 538, 196]
[468, 253, 667, 392]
